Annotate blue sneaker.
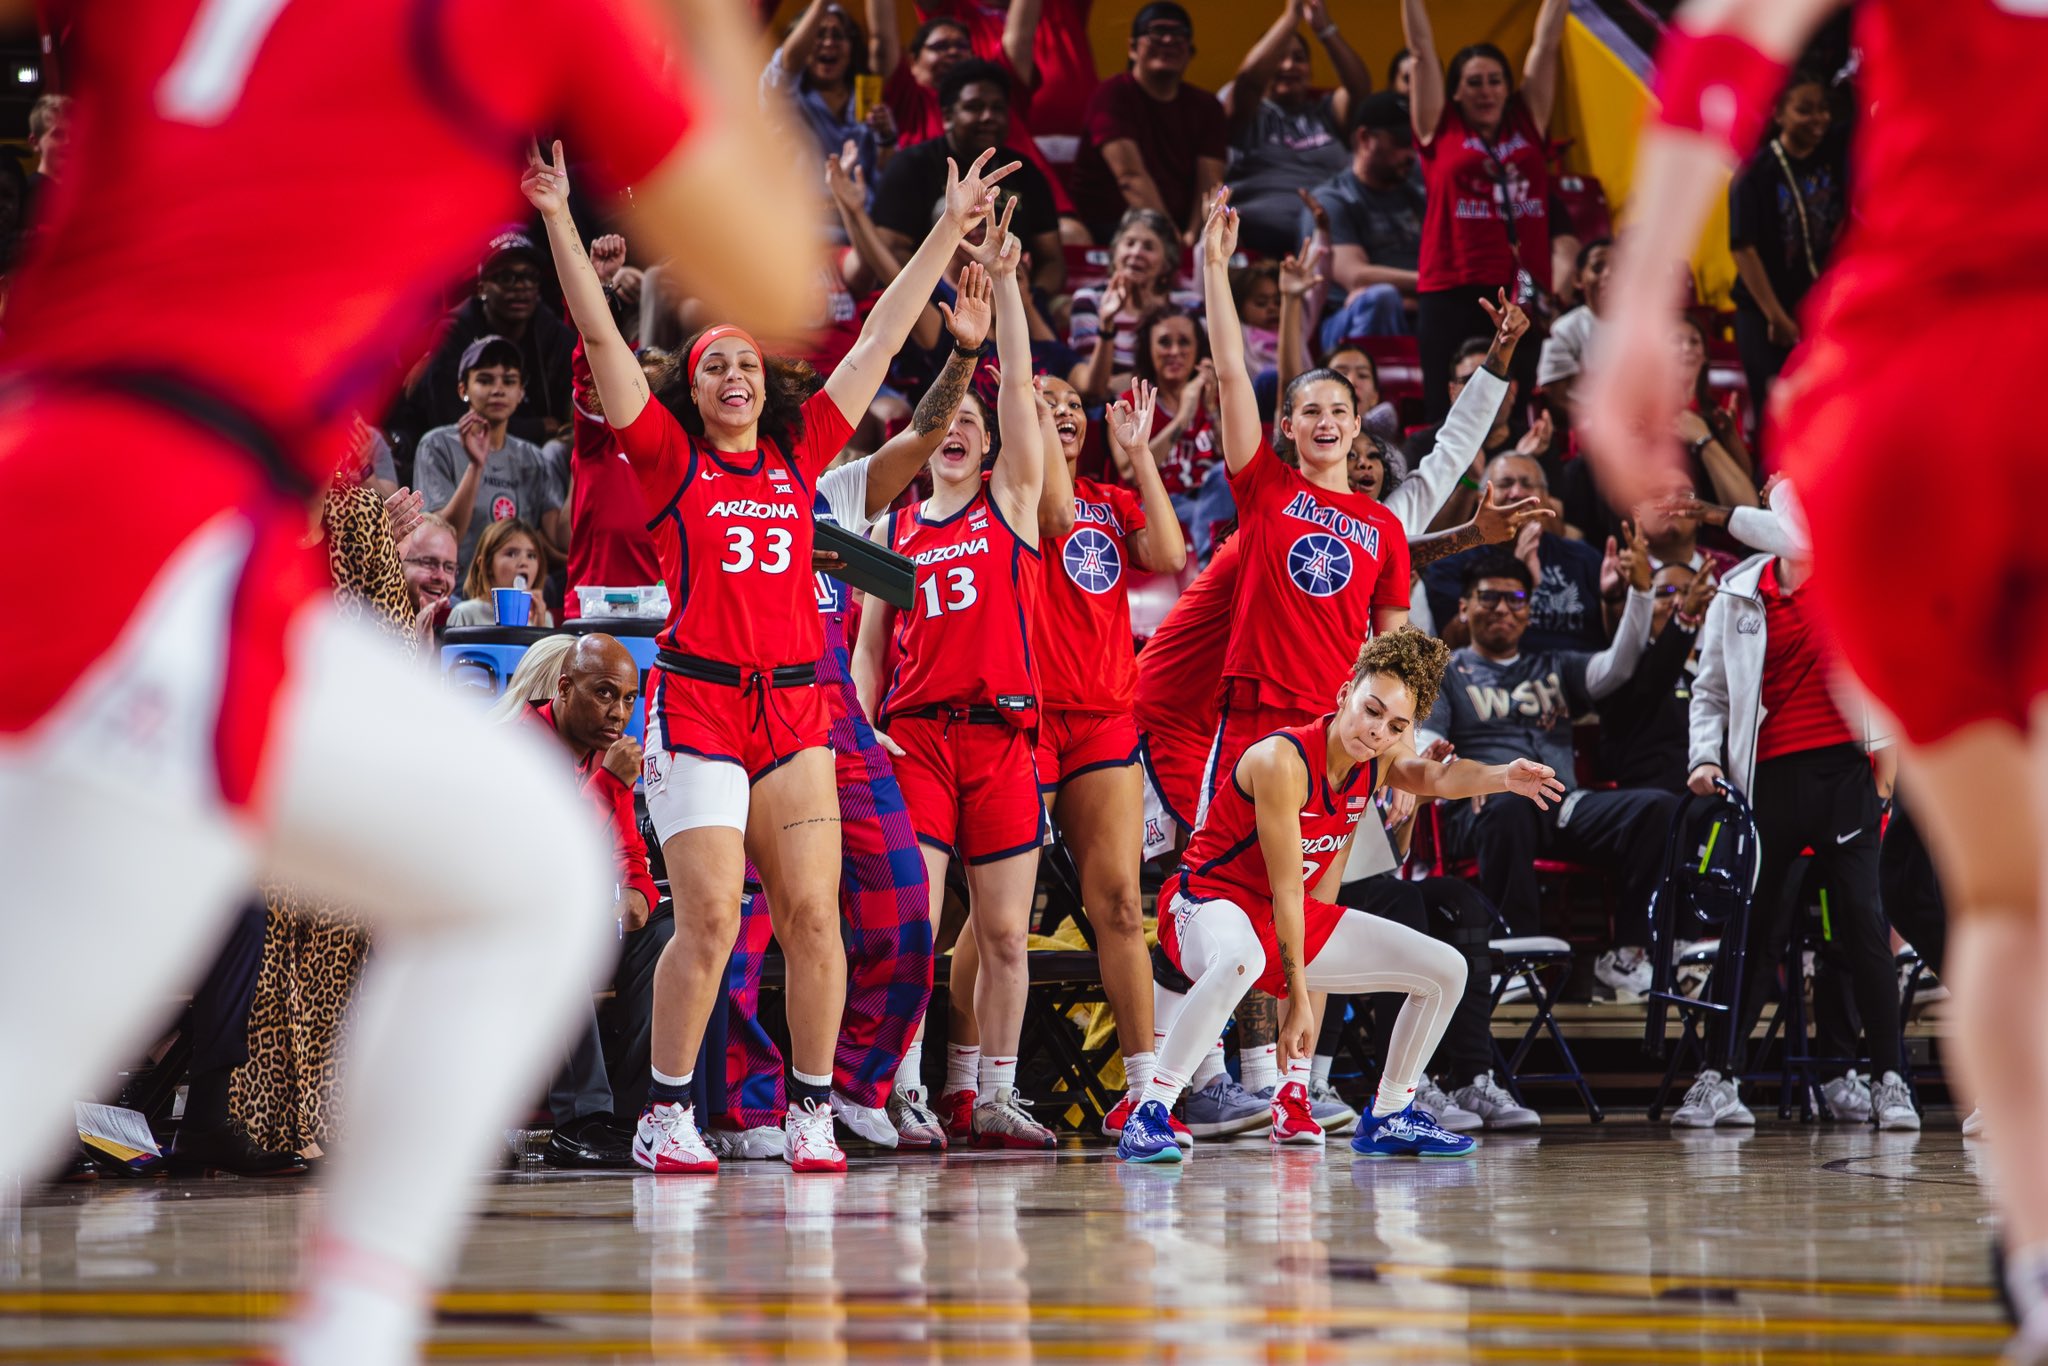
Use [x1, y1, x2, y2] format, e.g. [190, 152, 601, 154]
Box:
[1117, 1100, 1185, 1164]
[1350, 1103, 1478, 1159]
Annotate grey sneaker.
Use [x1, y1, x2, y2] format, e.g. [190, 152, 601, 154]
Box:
[1871, 1071, 1921, 1131]
[1451, 1071, 1541, 1131]
[1670, 1070, 1754, 1128]
[1592, 946, 1652, 1002]
[705, 1123, 784, 1160]
[1820, 1070, 1873, 1123]
[1414, 1074, 1482, 1133]
[1183, 1075, 1272, 1138]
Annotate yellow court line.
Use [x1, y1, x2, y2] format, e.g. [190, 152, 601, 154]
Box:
[0, 1289, 2010, 1342]
[1363, 1261, 2001, 1304]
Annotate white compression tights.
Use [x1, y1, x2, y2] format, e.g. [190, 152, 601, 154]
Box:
[0, 601, 613, 1361]
[1153, 896, 1467, 1106]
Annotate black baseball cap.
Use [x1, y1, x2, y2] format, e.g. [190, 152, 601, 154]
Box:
[458, 334, 523, 380]
[477, 228, 542, 277]
[1350, 91, 1414, 142]
[1131, 2, 1192, 38]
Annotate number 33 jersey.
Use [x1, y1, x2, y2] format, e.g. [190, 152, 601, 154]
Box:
[880, 478, 1043, 728]
[618, 391, 855, 671]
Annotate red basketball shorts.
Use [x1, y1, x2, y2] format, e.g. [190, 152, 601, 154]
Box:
[886, 714, 1045, 864]
[646, 670, 831, 780]
[1158, 879, 1345, 999]
[1035, 708, 1139, 792]
[1780, 290, 2048, 745]
[0, 393, 328, 818]
[1138, 724, 1206, 837]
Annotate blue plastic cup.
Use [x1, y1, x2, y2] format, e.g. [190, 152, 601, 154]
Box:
[492, 587, 532, 626]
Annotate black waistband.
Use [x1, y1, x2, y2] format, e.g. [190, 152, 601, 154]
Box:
[655, 649, 817, 689]
[16, 367, 316, 501]
[887, 704, 1024, 725]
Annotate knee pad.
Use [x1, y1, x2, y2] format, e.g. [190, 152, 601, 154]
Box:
[1151, 940, 1194, 994]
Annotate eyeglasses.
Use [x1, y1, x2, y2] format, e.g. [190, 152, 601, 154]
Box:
[403, 555, 458, 576]
[1139, 23, 1191, 42]
[1471, 588, 1530, 610]
[484, 269, 540, 288]
[1652, 583, 1689, 598]
[920, 36, 973, 54]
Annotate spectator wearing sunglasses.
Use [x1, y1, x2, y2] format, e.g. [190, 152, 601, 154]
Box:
[1071, 2, 1229, 244]
[1419, 547, 1679, 1002]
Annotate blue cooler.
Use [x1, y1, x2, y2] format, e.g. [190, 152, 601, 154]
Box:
[439, 625, 556, 701]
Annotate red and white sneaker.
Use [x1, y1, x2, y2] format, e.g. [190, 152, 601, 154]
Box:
[1102, 1093, 1194, 1149]
[974, 1087, 1058, 1150]
[784, 1098, 848, 1172]
[633, 1102, 718, 1174]
[1269, 1080, 1326, 1146]
[940, 1088, 977, 1144]
[887, 1085, 948, 1151]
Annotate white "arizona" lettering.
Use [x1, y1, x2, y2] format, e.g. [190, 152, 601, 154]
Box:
[709, 500, 799, 519]
[915, 537, 988, 565]
[1301, 832, 1349, 855]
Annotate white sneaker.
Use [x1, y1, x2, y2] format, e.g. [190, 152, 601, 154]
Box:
[1414, 1074, 1482, 1133]
[1593, 947, 1652, 1003]
[830, 1091, 899, 1149]
[887, 1085, 947, 1151]
[1451, 1070, 1541, 1131]
[784, 1098, 848, 1172]
[1870, 1071, 1921, 1132]
[1670, 1070, 1755, 1129]
[1963, 1107, 1986, 1138]
[705, 1124, 784, 1160]
[1309, 1078, 1359, 1136]
[633, 1102, 718, 1174]
[972, 1086, 1058, 1150]
[1821, 1070, 1873, 1123]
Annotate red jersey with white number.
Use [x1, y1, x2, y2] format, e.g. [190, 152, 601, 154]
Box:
[882, 480, 1043, 727]
[1, 0, 696, 468]
[1175, 716, 1376, 906]
[618, 392, 854, 670]
[1132, 534, 1241, 744]
[1224, 441, 1410, 713]
[1036, 476, 1146, 711]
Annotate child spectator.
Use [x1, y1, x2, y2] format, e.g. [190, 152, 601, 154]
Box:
[447, 518, 554, 628]
[1232, 260, 1283, 376]
[414, 336, 565, 578]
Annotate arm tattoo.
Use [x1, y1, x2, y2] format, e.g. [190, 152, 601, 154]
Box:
[1235, 991, 1280, 1046]
[911, 351, 978, 436]
[1408, 521, 1486, 569]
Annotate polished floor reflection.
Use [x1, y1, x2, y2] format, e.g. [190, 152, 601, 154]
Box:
[0, 1123, 2012, 1362]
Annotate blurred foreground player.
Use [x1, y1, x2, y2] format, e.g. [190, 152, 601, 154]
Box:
[0, 0, 819, 1362]
[1583, 0, 2048, 1350]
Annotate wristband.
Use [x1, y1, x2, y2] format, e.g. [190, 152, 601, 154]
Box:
[953, 341, 987, 359]
[1650, 26, 1788, 161]
[1687, 434, 1715, 461]
[1457, 473, 1480, 491]
[1315, 23, 1339, 39]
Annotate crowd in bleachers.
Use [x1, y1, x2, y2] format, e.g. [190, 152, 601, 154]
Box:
[64, 0, 1952, 1177]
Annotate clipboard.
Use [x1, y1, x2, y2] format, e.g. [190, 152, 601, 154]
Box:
[816, 518, 917, 610]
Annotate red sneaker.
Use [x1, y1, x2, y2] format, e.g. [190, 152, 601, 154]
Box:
[1102, 1094, 1194, 1149]
[1269, 1080, 1326, 1146]
[940, 1088, 977, 1143]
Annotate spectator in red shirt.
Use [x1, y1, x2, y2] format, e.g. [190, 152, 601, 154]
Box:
[561, 333, 662, 621]
[1071, 2, 1230, 244]
[917, 0, 1100, 148]
[1401, 0, 1568, 420]
[1684, 538, 1916, 1133]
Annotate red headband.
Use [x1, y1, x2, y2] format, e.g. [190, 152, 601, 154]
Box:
[688, 324, 763, 383]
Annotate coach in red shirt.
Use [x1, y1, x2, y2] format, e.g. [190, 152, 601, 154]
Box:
[529, 634, 668, 1167]
[1685, 540, 1916, 1131]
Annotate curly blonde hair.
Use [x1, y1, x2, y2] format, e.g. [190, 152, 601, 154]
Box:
[1348, 626, 1452, 721]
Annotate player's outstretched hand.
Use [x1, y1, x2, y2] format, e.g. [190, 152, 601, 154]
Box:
[944, 148, 1020, 235]
[1199, 187, 1239, 270]
[939, 262, 995, 349]
[1478, 287, 1531, 350]
[960, 196, 1018, 272]
[1580, 312, 1689, 515]
[1503, 759, 1565, 809]
[521, 139, 570, 218]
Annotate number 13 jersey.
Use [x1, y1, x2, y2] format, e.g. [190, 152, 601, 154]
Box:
[880, 478, 1043, 728]
[617, 390, 854, 670]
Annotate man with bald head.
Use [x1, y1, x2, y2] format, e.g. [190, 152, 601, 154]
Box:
[1421, 452, 1606, 652]
[526, 634, 669, 1168]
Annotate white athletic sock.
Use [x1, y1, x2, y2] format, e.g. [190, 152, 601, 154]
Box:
[1372, 1076, 1418, 1119]
[2009, 1242, 2048, 1321]
[1123, 1051, 1157, 1099]
[895, 1041, 924, 1092]
[1191, 1039, 1227, 1091]
[944, 1044, 980, 1097]
[979, 1055, 1018, 1096]
[1241, 1043, 1279, 1093]
[1312, 1053, 1335, 1086]
[277, 1238, 428, 1366]
[1283, 1057, 1312, 1090]
[1141, 1063, 1190, 1112]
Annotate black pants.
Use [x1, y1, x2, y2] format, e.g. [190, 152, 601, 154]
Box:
[1448, 787, 1681, 943]
[548, 908, 675, 1124]
[180, 902, 269, 1132]
[1337, 874, 1498, 1085]
[1732, 307, 1792, 453]
[1720, 744, 1899, 1076]
[1880, 795, 1946, 978]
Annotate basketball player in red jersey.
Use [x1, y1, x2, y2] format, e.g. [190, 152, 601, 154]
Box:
[1119, 628, 1563, 1162]
[532, 141, 1016, 1175]
[852, 218, 1058, 1149]
[1198, 188, 1413, 819]
[1030, 376, 1193, 1141]
[1582, 0, 2048, 1345]
[0, 1, 821, 1361]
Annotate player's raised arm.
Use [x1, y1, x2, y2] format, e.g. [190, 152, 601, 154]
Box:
[1581, 0, 1843, 510]
[1199, 191, 1263, 476]
[526, 142, 652, 434]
